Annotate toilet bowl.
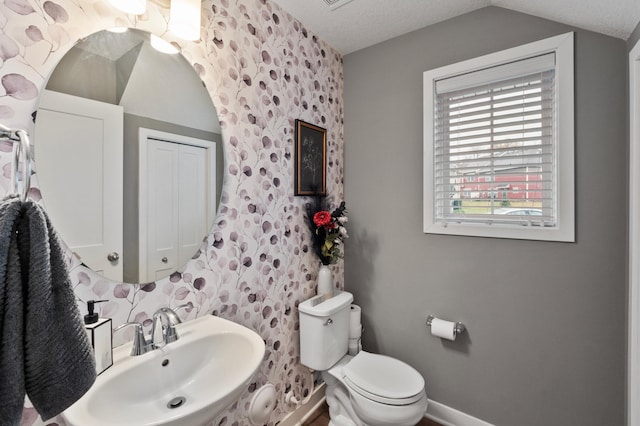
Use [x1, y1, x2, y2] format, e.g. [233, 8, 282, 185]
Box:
[324, 352, 428, 426]
[299, 291, 428, 426]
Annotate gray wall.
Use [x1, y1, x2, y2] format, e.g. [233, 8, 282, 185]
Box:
[46, 48, 117, 103]
[343, 7, 627, 426]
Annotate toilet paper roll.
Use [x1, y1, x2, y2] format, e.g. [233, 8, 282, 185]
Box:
[430, 318, 457, 341]
[349, 304, 362, 338]
[348, 338, 361, 356]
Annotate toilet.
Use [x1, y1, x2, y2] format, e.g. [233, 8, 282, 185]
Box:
[299, 291, 428, 426]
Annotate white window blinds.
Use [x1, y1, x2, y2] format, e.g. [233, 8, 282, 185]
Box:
[433, 53, 556, 227]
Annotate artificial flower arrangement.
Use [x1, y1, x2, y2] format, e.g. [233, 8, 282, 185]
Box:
[307, 199, 348, 265]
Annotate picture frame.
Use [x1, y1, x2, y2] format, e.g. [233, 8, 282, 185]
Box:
[294, 119, 327, 196]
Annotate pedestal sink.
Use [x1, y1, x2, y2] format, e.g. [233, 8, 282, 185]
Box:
[63, 315, 265, 426]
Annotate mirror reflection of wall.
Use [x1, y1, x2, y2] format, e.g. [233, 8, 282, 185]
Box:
[34, 28, 224, 284]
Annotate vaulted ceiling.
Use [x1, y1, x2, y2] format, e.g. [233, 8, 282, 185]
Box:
[272, 0, 640, 54]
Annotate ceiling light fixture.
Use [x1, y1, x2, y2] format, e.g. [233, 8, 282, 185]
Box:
[150, 34, 180, 54]
[108, 0, 146, 15]
[107, 27, 129, 33]
[322, 0, 355, 11]
[169, 0, 202, 41]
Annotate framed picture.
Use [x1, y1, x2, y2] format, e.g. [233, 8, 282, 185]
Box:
[294, 119, 326, 196]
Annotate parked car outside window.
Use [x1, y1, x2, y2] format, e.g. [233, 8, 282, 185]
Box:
[494, 208, 543, 216]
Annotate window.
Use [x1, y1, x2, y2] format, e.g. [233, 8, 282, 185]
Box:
[423, 32, 574, 242]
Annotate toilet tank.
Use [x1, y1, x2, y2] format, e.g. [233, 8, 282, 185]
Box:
[299, 291, 353, 370]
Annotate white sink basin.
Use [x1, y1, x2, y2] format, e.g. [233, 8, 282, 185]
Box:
[63, 315, 265, 426]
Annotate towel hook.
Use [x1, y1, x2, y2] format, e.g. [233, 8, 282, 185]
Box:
[0, 124, 18, 142]
[14, 130, 31, 201]
[3, 125, 32, 201]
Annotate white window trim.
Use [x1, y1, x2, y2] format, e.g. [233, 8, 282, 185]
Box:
[423, 32, 575, 242]
[628, 38, 640, 426]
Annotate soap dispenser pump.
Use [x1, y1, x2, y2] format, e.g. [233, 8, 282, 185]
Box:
[84, 300, 107, 325]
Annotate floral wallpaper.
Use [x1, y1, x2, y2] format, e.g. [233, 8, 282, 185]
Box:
[0, 0, 344, 425]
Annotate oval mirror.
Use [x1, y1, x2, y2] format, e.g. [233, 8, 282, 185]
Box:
[34, 28, 223, 284]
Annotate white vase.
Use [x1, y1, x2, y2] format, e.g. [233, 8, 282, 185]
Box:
[317, 264, 334, 298]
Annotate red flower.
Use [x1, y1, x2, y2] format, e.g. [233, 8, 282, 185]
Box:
[313, 211, 332, 227]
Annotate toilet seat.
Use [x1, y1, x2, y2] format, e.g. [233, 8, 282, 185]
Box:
[342, 351, 425, 405]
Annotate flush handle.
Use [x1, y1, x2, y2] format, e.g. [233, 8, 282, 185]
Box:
[324, 318, 333, 326]
[162, 257, 168, 263]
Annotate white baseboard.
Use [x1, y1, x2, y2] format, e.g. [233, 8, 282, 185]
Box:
[279, 385, 493, 426]
[426, 399, 495, 426]
[279, 382, 327, 426]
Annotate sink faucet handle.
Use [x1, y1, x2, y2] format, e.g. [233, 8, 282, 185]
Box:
[173, 303, 193, 319]
[113, 322, 152, 356]
[161, 306, 183, 324]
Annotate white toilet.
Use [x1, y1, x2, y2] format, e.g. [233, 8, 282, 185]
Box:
[299, 291, 428, 426]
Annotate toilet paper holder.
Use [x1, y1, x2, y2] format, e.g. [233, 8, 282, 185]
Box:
[426, 315, 466, 336]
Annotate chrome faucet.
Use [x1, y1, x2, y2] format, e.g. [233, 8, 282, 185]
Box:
[113, 322, 153, 356]
[112, 307, 186, 356]
[151, 307, 182, 348]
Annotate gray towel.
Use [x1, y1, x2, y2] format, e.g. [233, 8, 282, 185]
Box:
[0, 196, 96, 425]
[0, 196, 26, 425]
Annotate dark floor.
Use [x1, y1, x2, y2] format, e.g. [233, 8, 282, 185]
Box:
[302, 402, 443, 426]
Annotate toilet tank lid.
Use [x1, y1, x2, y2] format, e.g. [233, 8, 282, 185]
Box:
[299, 291, 353, 317]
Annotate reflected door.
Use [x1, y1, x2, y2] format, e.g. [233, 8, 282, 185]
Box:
[36, 90, 124, 280]
[139, 129, 215, 282]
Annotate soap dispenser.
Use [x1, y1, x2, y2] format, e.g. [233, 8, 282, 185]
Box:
[84, 300, 113, 375]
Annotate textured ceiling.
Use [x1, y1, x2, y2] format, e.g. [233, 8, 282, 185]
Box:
[271, 0, 640, 54]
